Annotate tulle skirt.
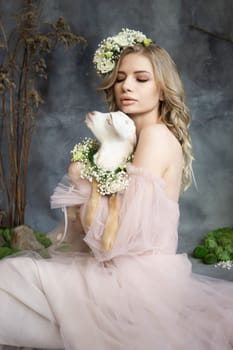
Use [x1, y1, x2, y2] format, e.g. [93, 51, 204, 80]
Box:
[1, 166, 232, 349]
[0, 250, 232, 350]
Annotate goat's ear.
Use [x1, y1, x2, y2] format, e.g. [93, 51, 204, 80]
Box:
[111, 113, 132, 140]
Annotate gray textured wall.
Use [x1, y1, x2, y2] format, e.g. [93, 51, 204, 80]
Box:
[1, 0, 233, 278]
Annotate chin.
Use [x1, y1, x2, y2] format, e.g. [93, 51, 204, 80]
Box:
[119, 106, 139, 116]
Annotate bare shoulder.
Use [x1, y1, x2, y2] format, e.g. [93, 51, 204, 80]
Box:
[133, 123, 183, 187]
[138, 123, 182, 157]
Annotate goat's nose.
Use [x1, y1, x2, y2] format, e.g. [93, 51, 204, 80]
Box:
[86, 111, 97, 118]
[85, 111, 95, 122]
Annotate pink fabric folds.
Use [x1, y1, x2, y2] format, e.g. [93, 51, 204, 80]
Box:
[0, 164, 233, 349]
[50, 164, 180, 261]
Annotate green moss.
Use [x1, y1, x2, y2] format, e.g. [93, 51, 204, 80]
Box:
[193, 227, 233, 265]
[203, 254, 218, 265]
[217, 251, 231, 262]
[215, 246, 224, 259]
[34, 231, 52, 248]
[204, 237, 218, 250]
[0, 247, 20, 259]
[0, 227, 52, 259]
[0, 228, 12, 242]
[192, 245, 208, 258]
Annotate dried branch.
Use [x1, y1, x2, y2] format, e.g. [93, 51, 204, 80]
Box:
[0, 20, 8, 52]
[0, 0, 87, 227]
[190, 24, 233, 45]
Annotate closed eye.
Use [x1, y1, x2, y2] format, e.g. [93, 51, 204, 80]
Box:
[115, 77, 124, 83]
[115, 77, 149, 83]
[137, 79, 149, 82]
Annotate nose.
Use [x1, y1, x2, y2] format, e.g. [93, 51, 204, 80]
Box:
[88, 111, 96, 116]
[86, 111, 96, 122]
[121, 77, 133, 92]
[86, 111, 98, 119]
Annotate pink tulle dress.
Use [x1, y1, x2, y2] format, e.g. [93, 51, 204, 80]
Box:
[0, 164, 232, 350]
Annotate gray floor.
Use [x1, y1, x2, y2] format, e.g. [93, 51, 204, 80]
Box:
[178, 227, 233, 282]
[189, 255, 233, 281]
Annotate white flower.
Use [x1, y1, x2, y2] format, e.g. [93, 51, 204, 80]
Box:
[70, 138, 132, 195]
[215, 260, 233, 269]
[114, 33, 131, 46]
[134, 31, 147, 42]
[93, 28, 153, 75]
[97, 59, 115, 74]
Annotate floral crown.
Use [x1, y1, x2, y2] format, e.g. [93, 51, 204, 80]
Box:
[93, 28, 152, 76]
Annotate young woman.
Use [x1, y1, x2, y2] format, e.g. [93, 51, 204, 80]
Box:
[0, 29, 233, 350]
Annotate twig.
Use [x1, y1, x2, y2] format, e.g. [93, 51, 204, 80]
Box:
[190, 24, 233, 45]
[0, 19, 8, 50]
[0, 1, 87, 227]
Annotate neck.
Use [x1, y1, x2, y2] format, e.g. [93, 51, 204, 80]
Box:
[129, 111, 161, 138]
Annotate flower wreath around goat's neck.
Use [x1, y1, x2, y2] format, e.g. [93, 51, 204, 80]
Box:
[71, 138, 133, 196]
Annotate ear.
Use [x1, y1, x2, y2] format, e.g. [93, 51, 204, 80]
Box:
[159, 89, 164, 101]
[111, 112, 132, 140]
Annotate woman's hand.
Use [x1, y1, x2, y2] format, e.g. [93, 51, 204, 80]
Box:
[68, 161, 83, 185]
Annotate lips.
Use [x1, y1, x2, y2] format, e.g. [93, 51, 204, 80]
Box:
[120, 96, 137, 102]
[120, 96, 137, 106]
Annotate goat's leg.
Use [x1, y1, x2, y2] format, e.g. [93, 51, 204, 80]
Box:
[84, 180, 101, 230]
[67, 162, 86, 234]
[101, 194, 118, 251]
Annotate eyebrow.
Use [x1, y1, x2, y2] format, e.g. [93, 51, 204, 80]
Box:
[117, 70, 152, 74]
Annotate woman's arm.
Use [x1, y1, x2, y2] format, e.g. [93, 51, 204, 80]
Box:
[68, 161, 83, 185]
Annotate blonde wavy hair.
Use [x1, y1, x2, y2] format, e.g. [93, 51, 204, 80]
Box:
[98, 43, 194, 191]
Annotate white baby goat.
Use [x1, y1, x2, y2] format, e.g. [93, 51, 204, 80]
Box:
[84, 110, 136, 251]
[85, 110, 136, 170]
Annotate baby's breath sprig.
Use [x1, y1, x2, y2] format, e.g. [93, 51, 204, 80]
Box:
[93, 28, 152, 75]
[71, 138, 132, 195]
[71, 138, 99, 163]
[215, 261, 233, 270]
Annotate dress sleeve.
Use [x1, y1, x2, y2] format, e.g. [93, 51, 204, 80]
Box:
[50, 174, 91, 209]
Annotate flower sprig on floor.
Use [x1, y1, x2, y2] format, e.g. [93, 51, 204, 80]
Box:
[93, 28, 152, 75]
[71, 138, 132, 195]
[215, 261, 233, 270]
